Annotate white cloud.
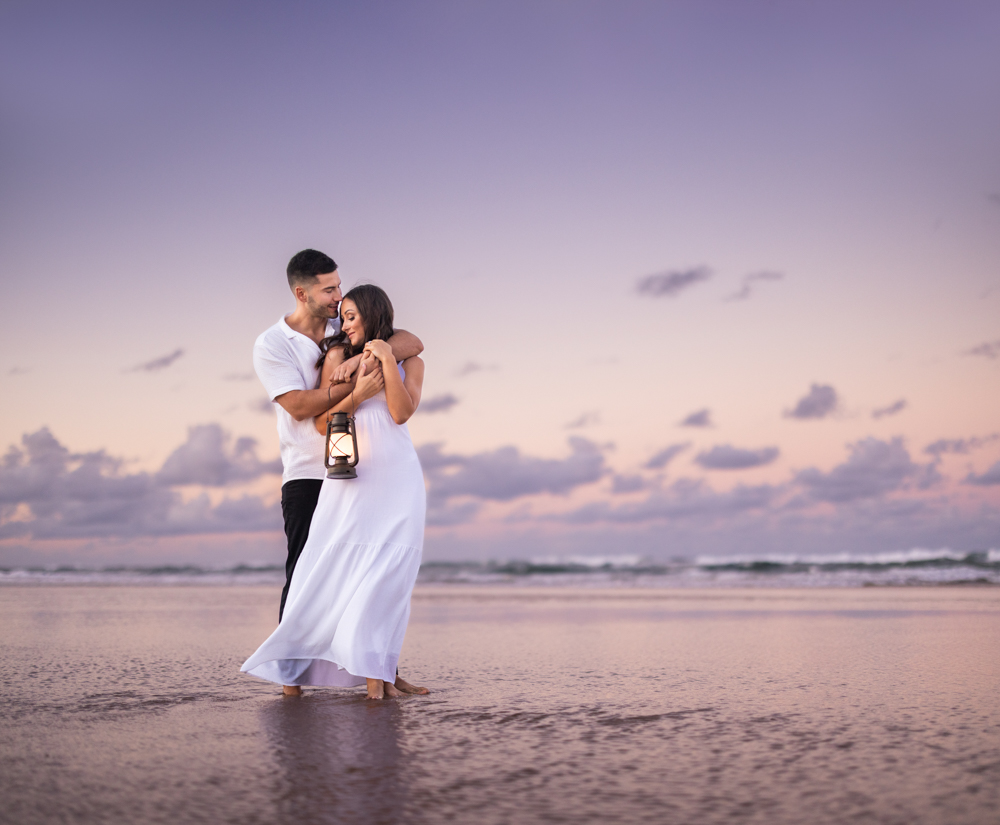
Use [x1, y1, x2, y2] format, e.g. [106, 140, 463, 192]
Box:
[644, 443, 689, 470]
[963, 339, 1000, 360]
[795, 437, 935, 503]
[0, 427, 281, 540]
[785, 384, 838, 420]
[636, 267, 712, 298]
[966, 461, 1000, 486]
[418, 438, 607, 504]
[725, 270, 784, 302]
[694, 445, 779, 470]
[679, 408, 712, 428]
[157, 424, 281, 486]
[419, 394, 460, 414]
[872, 399, 907, 419]
[126, 348, 185, 373]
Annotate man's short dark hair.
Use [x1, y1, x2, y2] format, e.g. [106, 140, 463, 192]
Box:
[287, 249, 337, 288]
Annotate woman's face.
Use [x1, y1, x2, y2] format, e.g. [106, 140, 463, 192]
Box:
[341, 299, 366, 347]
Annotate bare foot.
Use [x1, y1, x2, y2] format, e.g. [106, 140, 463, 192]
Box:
[282, 685, 302, 696]
[394, 675, 430, 695]
[383, 681, 407, 698]
[366, 678, 385, 700]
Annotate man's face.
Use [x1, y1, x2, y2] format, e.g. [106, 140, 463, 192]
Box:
[299, 269, 342, 320]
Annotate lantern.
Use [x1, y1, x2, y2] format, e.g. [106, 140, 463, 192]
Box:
[324, 411, 359, 479]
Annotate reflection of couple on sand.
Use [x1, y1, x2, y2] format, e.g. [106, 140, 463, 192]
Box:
[242, 249, 429, 700]
[259, 694, 407, 820]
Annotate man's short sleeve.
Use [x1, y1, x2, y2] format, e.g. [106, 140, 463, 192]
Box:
[253, 337, 307, 401]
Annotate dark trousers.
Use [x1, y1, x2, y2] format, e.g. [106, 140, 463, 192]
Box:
[278, 478, 324, 621]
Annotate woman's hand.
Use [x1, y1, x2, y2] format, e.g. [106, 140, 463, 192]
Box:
[364, 339, 394, 365]
[351, 361, 385, 403]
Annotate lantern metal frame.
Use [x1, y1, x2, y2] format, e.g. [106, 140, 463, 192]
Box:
[324, 410, 359, 479]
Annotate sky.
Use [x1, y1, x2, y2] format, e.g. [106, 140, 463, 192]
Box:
[1, 0, 998, 567]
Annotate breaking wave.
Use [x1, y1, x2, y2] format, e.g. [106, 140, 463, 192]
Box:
[2, 549, 998, 587]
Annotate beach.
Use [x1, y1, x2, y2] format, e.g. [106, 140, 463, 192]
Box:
[2, 585, 998, 824]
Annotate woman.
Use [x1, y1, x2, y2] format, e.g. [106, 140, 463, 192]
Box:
[242, 284, 428, 700]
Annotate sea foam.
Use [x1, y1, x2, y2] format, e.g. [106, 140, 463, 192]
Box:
[4, 548, 997, 587]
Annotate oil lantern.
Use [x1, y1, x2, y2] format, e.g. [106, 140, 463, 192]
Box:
[324, 411, 359, 479]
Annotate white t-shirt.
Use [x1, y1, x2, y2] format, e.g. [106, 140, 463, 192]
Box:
[253, 315, 341, 485]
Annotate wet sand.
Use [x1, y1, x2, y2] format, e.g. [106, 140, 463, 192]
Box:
[1, 586, 998, 824]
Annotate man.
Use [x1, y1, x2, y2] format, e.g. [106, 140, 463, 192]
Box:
[253, 249, 423, 623]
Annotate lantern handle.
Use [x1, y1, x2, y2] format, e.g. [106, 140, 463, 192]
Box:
[324, 365, 357, 422]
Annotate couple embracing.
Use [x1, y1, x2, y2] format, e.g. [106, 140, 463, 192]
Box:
[241, 249, 429, 700]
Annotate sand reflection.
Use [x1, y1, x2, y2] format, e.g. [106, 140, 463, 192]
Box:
[260, 693, 407, 823]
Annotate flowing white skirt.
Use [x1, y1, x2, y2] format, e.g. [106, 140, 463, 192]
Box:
[241, 386, 426, 687]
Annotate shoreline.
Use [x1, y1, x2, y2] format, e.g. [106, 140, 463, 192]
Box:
[3, 582, 999, 608]
[3, 584, 998, 824]
[2, 579, 999, 592]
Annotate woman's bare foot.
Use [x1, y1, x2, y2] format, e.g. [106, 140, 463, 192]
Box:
[383, 681, 407, 698]
[366, 678, 385, 700]
[282, 685, 302, 696]
[394, 675, 430, 695]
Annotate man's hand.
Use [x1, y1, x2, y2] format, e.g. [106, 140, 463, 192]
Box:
[332, 353, 363, 384]
[359, 352, 382, 377]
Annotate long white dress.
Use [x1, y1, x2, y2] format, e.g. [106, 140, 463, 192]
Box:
[241, 365, 426, 687]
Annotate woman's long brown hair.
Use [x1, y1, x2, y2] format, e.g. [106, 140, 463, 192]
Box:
[316, 284, 396, 369]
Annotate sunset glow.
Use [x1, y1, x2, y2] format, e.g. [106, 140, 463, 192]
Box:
[2, 1, 998, 567]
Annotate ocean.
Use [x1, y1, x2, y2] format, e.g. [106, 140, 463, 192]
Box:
[1, 580, 998, 824]
[3, 547, 999, 588]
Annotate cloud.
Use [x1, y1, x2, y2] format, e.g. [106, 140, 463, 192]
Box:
[456, 361, 498, 377]
[636, 267, 712, 298]
[924, 434, 1000, 457]
[988, 192, 1000, 208]
[223, 372, 256, 381]
[644, 443, 689, 470]
[679, 408, 713, 428]
[426, 500, 481, 527]
[126, 348, 185, 373]
[417, 437, 606, 503]
[419, 394, 460, 414]
[5, 424, 995, 561]
[250, 398, 274, 414]
[8, 367, 29, 375]
[157, 424, 281, 486]
[0, 428, 281, 540]
[963, 339, 1000, 359]
[536, 434, 990, 536]
[725, 270, 784, 302]
[6, 419, 993, 559]
[872, 399, 907, 419]
[794, 437, 933, 503]
[694, 445, 779, 470]
[556, 478, 779, 525]
[966, 461, 1000, 486]
[611, 474, 647, 494]
[785, 383, 839, 419]
[566, 411, 600, 429]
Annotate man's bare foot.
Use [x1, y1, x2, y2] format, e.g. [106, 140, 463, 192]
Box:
[394, 676, 430, 695]
[366, 678, 385, 700]
[282, 685, 302, 696]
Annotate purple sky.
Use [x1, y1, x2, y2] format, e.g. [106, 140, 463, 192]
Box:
[2, 1, 998, 566]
